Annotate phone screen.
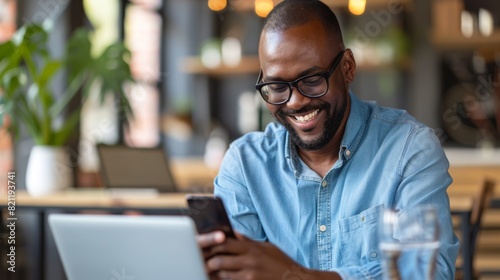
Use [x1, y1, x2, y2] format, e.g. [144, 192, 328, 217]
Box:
[186, 195, 235, 238]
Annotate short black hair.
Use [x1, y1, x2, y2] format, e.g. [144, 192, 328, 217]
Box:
[263, 0, 344, 46]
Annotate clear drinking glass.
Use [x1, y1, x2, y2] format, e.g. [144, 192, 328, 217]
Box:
[379, 206, 440, 280]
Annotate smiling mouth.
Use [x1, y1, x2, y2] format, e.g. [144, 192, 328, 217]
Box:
[293, 109, 319, 123]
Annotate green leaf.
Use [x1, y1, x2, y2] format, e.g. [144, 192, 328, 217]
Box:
[0, 41, 22, 90]
[37, 60, 62, 89]
[1, 22, 135, 146]
[91, 43, 135, 117]
[0, 42, 22, 74]
[0, 41, 16, 62]
[13, 24, 49, 54]
[50, 71, 86, 118]
[52, 107, 81, 146]
[65, 28, 93, 80]
[16, 96, 43, 142]
[1, 68, 26, 97]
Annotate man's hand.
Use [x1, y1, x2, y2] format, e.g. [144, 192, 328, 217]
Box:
[198, 231, 312, 280]
[196, 230, 226, 261]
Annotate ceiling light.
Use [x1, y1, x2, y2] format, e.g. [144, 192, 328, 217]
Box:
[208, 0, 226, 12]
[349, 0, 366, 16]
[255, 0, 273, 18]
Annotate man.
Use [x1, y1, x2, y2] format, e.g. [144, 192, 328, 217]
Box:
[198, 0, 459, 279]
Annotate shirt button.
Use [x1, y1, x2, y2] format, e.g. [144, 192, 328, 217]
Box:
[319, 225, 327, 232]
[321, 181, 327, 187]
[370, 251, 378, 258]
[346, 150, 351, 156]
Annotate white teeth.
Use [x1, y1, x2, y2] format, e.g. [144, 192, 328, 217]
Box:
[294, 109, 319, 123]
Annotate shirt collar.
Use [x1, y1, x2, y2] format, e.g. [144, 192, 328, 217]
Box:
[340, 92, 369, 162]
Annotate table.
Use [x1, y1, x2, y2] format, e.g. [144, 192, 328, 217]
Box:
[3, 189, 190, 211]
[0, 189, 197, 280]
[0, 190, 474, 280]
[447, 182, 500, 210]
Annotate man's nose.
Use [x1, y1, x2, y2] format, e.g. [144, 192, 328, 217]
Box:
[286, 87, 310, 109]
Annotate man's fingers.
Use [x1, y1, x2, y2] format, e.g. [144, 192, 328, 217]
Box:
[234, 230, 249, 241]
[197, 231, 226, 248]
[206, 254, 246, 273]
[209, 237, 255, 256]
[217, 269, 246, 280]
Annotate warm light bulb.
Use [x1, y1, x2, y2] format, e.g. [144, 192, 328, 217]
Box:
[461, 10, 474, 38]
[222, 37, 242, 67]
[208, 0, 227, 12]
[255, 0, 273, 18]
[479, 8, 493, 37]
[348, 0, 366, 16]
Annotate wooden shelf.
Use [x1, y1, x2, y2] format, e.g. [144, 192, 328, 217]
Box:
[181, 55, 409, 76]
[356, 57, 411, 71]
[431, 29, 500, 52]
[180, 56, 260, 76]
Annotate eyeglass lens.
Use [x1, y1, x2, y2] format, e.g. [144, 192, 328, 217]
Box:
[261, 75, 328, 104]
[257, 50, 345, 105]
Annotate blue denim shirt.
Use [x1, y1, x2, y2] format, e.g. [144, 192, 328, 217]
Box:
[214, 93, 460, 279]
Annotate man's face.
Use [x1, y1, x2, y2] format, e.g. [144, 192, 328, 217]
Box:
[258, 20, 351, 151]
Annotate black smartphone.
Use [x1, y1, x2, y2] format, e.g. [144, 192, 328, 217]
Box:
[186, 195, 235, 238]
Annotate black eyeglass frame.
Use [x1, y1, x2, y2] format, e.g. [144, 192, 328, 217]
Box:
[255, 50, 346, 105]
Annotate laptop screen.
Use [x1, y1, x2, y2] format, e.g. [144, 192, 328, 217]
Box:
[97, 144, 177, 193]
[49, 214, 208, 280]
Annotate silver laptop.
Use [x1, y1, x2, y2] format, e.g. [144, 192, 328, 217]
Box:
[49, 214, 208, 280]
[96, 144, 178, 193]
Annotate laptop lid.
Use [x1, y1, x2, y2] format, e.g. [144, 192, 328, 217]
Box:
[97, 144, 177, 193]
[49, 214, 208, 280]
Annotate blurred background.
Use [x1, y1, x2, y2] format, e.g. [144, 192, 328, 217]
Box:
[0, 0, 499, 189]
[0, 0, 499, 279]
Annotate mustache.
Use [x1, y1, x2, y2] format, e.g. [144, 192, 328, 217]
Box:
[278, 103, 328, 116]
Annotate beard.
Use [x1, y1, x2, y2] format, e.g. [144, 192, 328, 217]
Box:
[274, 97, 348, 151]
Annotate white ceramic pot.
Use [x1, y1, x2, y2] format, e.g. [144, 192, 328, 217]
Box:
[26, 145, 72, 196]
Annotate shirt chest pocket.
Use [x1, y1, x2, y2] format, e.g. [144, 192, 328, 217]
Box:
[337, 204, 384, 266]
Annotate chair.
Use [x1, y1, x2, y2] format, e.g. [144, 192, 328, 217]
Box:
[455, 178, 495, 280]
[469, 179, 495, 257]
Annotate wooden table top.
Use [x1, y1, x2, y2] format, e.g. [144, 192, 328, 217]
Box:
[0, 189, 473, 213]
[0, 189, 197, 209]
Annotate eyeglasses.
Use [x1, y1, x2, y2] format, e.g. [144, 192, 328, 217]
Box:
[255, 50, 345, 105]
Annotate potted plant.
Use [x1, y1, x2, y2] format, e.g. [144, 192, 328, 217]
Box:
[0, 23, 134, 196]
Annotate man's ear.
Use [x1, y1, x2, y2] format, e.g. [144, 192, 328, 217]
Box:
[342, 48, 356, 84]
